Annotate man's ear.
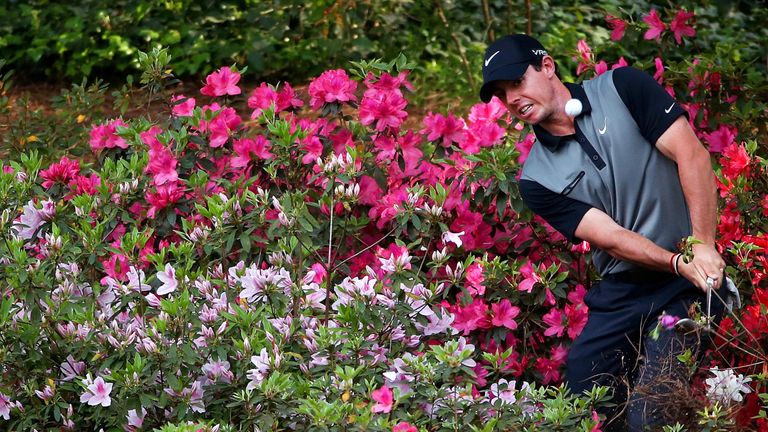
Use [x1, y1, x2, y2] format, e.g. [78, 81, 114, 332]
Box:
[542, 56, 557, 78]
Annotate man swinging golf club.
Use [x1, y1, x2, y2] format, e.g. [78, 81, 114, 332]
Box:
[479, 34, 729, 430]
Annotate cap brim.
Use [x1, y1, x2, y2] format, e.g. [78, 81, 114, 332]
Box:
[479, 62, 529, 103]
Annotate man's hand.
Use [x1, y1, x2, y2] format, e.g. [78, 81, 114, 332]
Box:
[678, 243, 725, 292]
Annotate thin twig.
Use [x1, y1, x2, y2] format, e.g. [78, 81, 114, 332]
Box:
[434, 0, 476, 89]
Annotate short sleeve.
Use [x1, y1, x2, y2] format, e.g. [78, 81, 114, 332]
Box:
[519, 179, 592, 242]
[612, 67, 688, 145]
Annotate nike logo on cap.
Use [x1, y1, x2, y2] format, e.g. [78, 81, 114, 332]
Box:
[485, 51, 500, 67]
[665, 102, 675, 113]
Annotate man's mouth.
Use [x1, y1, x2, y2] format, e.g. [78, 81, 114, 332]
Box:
[520, 104, 533, 116]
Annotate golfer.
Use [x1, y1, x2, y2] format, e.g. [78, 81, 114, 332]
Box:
[479, 34, 727, 430]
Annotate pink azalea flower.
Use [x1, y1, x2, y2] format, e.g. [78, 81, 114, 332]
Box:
[643, 9, 667, 41]
[308, 69, 358, 109]
[491, 299, 521, 330]
[12, 199, 55, 240]
[575, 39, 594, 76]
[606, 15, 627, 41]
[393, 422, 418, 432]
[567, 284, 588, 304]
[359, 88, 408, 131]
[518, 261, 542, 293]
[79, 375, 113, 407]
[232, 136, 273, 167]
[145, 182, 184, 219]
[371, 385, 394, 413]
[70, 173, 101, 196]
[247, 82, 304, 119]
[156, 263, 178, 295]
[205, 106, 242, 148]
[451, 298, 491, 335]
[515, 133, 536, 164]
[40, 156, 80, 189]
[653, 57, 665, 83]
[89, 119, 129, 152]
[127, 407, 147, 428]
[535, 356, 561, 384]
[565, 303, 588, 339]
[468, 98, 507, 123]
[200, 66, 241, 97]
[0, 393, 12, 420]
[702, 124, 738, 153]
[422, 112, 466, 147]
[465, 262, 486, 296]
[171, 94, 196, 116]
[364, 71, 414, 97]
[542, 307, 566, 337]
[611, 57, 628, 70]
[61, 355, 86, 381]
[442, 230, 464, 248]
[594, 60, 608, 76]
[670, 9, 696, 44]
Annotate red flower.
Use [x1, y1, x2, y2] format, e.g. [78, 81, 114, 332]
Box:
[606, 15, 627, 41]
[534, 356, 561, 384]
[565, 303, 588, 339]
[653, 57, 665, 83]
[670, 9, 696, 44]
[200, 66, 241, 97]
[719, 142, 750, 179]
[643, 9, 667, 41]
[422, 112, 465, 147]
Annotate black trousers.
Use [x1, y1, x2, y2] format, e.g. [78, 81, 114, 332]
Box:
[565, 272, 727, 431]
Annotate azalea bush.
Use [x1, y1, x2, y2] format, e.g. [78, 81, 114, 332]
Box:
[0, 3, 766, 432]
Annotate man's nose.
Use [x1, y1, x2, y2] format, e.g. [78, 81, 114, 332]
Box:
[503, 88, 520, 106]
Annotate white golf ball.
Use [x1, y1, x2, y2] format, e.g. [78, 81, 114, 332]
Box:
[564, 98, 583, 117]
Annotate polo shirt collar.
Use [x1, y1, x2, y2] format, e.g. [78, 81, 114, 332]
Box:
[532, 82, 593, 151]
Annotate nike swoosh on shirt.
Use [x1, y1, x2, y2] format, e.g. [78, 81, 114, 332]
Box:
[484, 51, 500, 67]
[665, 102, 675, 113]
[598, 117, 607, 134]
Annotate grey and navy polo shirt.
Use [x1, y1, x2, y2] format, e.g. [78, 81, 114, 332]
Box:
[519, 67, 689, 276]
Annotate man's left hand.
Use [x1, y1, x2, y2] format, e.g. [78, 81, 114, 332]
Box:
[687, 243, 726, 292]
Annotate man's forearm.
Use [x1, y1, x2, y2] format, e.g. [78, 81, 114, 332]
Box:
[677, 147, 718, 245]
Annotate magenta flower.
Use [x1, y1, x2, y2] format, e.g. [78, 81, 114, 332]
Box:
[542, 307, 566, 337]
[606, 14, 627, 41]
[171, 94, 196, 116]
[61, 355, 86, 381]
[145, 182, 185, 219]
[200, 66, 242, 97]
[451, 298, 491, 335]
[660, 313, 681, 329]
[393, 422, 418, 432]
[653, 57, 665, 83]
[670, 9, 696, 44]
[371, 385, 394, 413]
[594, 60, 608, 76]
[643, 9, 667, 41]
[359, 88, 408, 131]
[79, 375, 113, 407]
[565, 303, 588, 339]
[232, 136, 273, 167]
[702, 125, 738, 153]
[89, 119, 129, 152]
[39, 156, 81, 189]
[491, 299, 521, 330]
[465, 262, 486, 296]
[308, 69, 358, 109]
[422, 112, 466, 147]
[518, 261, 542, 293]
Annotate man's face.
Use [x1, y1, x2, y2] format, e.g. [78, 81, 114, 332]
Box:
[491, 61, 556, 125]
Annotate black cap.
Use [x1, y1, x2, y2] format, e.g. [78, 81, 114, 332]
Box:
[479, 34, 548, 103]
